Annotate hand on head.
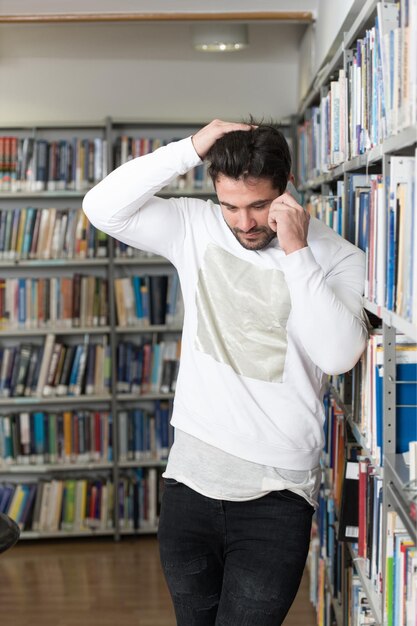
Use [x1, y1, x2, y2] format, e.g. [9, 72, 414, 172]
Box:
[192, 119, 255, 160]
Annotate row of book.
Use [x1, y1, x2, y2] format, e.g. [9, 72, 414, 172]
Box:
[0, 335, 111, 398]
[118, 402, 173, 463]
[363, 158, 416, 322]
[0, 334, 180, 398]
[351, 333, 417, 466]
[114, 274, 183, 328]
[343, 161, 416, 323]
[0, 136, 108, 192]
[346, 459, 384, 596]
[114, 135, 213, 191]
[297, 1, 417, 182]
[323, 392, 384, 583]
[321, 389, 417, 626]
[0, 275, 109, 330]
[0, 403, 174, 467]
[308, 520, 379, 626]
[338, 463, 416, 626]
[310, 461, 385, 625]
[0, 207, 108, 260]
[0, 478, 114, 532]
[0, 469, 162, 532]
[118, 469, 161, 530]
[116, 339, 180, 395]
[305, 183, 344, 237]
[114, 242, 163, 259]
[0, 133, 215, 194]
[0, 410, 113, 466]
[385, 510, 417, 626]
[304, 154, 417, 324]
[0, 272, 185, 330]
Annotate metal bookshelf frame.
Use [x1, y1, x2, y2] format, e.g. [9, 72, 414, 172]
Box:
[0, 117, 211, 541]
[297, 0, 417, 623]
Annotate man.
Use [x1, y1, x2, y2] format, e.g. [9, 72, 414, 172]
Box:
[83, 119, 367, 625]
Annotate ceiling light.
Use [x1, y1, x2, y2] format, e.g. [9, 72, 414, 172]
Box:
[192, 23, 249, 52]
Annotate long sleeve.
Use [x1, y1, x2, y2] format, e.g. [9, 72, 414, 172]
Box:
[82, 136, 203, 261]
[280, 239, 368, 375]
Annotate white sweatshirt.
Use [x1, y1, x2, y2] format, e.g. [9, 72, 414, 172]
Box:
[83, 136, 368, 471]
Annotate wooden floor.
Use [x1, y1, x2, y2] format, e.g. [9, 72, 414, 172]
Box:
[0, 537, 317, 626]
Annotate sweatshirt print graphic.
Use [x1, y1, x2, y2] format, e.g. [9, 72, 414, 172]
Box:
[195, 244, 291, 383]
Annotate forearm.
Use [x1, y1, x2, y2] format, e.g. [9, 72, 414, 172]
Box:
[82, 136, 201, 233]
[282, 246, 368, 374]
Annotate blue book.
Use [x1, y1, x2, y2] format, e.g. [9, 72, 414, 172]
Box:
[0, 210, 7, 256]
[125, 342, 133, 392]
[140, 276, 150, 324]
[155, 400, 170, 458]
[1, 416, 13, 461]
[347, 175, 369, 243]
[166, 273, 180, 324]
[68, 345, 83, 395]
[33, 411, 45, 457]
[18, 278, 26, 325]
[132, 276, 143, 320]
[151, 343, 161, 392]
[358, 191, 369, 252]
[59, 140, 69, 188]
[0, 484, 14, 513]
[21, 207, 35, 258]
[375, 361, 417, 455]
[133, 409, 144, 457]
[193, 163, 205, 190]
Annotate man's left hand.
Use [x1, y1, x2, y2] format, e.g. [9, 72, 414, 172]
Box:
[268, 192, 310, 255]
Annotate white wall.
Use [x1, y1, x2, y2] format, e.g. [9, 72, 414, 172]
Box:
[0, 0, 366, 124]
[0, 21, 305, 124]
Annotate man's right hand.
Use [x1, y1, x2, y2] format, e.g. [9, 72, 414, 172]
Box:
[191, 119, 254, 160]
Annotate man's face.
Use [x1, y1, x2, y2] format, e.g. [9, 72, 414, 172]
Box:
[215, 174, 281, 251]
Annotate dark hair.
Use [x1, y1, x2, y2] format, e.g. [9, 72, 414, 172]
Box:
[206, 119, 292, 193]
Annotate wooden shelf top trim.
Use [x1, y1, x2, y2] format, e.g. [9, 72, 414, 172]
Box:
[0, 12, 314, 24]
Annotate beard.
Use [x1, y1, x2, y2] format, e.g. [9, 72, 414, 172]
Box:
[228, 224, 277, 251]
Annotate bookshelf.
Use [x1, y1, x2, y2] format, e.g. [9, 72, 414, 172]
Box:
[0, 118, 217, 540]
[298, 0, 417, 624]
[0, 113, 297, 539]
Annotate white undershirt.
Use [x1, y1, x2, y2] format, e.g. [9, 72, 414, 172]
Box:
[163, 429, 322, 509]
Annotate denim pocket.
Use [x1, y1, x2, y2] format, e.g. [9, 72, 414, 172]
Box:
[277, 489, 313, 510]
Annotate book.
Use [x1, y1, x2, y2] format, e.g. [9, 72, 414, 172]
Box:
[35, 334, 56, 397]
[338, 460, 359, 542]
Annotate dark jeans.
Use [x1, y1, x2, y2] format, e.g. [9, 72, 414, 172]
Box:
[158, 479, 314, 626]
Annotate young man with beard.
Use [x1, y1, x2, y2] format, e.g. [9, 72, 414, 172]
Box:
[83, 119, 367, 626]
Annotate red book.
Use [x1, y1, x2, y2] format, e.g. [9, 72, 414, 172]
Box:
[358, 459, 369, 557]
[141, 343, 152, 393]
